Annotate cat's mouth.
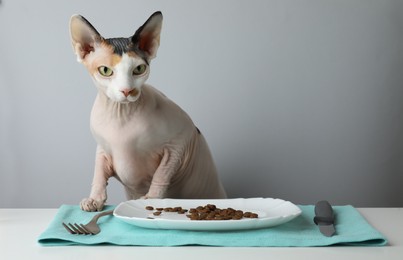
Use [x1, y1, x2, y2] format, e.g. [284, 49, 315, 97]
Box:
[119, 97, 139, 104]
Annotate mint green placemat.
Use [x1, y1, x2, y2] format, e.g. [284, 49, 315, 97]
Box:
[38, 204, 387, 247]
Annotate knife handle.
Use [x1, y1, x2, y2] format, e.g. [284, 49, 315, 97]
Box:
[314, 200, 334, 225]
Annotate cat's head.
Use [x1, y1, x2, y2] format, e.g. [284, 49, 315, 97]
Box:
[69, 12, 162, 103]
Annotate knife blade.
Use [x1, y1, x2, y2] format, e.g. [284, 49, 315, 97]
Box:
[314, 200, 336, 237]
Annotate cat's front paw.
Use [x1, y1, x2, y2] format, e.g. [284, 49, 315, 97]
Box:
[142, 193, 162, 199]
[80, 198, 105, 212]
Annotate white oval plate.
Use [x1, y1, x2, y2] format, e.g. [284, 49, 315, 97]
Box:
[113, 198, 301, 231]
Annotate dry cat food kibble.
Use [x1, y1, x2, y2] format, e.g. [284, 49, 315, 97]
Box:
[186, 204, 258, 220]
[145, 204, 258, 220]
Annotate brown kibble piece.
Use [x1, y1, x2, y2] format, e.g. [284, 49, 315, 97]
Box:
[145, 206, 154, 210]
[250, 213, 258, 218]
[178, 209, 187, 214]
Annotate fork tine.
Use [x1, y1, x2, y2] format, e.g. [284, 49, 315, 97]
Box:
[79, 224, 94, 235]
[74, 223, 90, 235]
[68, 223, 83, 234]
[62, 222, 76, 234]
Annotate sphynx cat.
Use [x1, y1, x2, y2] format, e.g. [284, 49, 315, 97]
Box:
[69, 12, 227, 211]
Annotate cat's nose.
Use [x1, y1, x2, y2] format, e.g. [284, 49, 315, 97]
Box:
[121, 90, 131, 97]
[121, 89, 138, 97]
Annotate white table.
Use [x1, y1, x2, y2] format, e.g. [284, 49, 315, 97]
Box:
[0, 208, 402, 259]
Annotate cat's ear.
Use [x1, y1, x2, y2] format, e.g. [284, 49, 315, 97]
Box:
[131, 11, 163, 61]
[69, 15, 103, 62]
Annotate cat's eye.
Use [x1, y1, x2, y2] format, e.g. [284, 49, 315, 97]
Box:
[98, 66, 113, 77]
[133, 64, 147, 75]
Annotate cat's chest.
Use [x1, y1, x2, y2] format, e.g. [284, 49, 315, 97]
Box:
[89, 89, 193, 157]
[90, 108, 157, 156]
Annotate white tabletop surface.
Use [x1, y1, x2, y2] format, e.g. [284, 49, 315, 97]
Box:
[0, 208, 402, 259]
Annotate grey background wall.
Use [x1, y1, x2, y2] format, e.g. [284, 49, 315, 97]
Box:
[1, 0, 402, 208]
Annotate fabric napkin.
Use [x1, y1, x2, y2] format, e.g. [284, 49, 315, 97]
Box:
[38, 204, 387, 247]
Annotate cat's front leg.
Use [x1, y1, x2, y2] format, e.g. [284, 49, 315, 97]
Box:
[144, 147, 181, 199]
[80, 146, 114, 211]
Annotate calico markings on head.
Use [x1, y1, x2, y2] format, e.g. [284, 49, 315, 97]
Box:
[69, 12, 162, 103]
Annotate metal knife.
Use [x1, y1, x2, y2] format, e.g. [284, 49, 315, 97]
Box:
[314, 200, 336, 237]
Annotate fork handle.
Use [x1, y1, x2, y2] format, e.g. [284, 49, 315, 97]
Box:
[92, 209, 114, 222]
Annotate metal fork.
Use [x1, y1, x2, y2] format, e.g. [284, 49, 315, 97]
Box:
[62, 209, 114, 235]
